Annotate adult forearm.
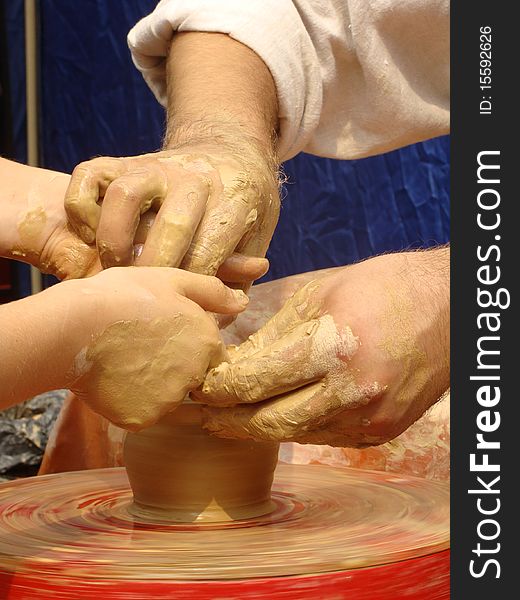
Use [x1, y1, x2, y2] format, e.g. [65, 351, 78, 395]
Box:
[62, 34, 281, 279]
[164, 33, 279, 157]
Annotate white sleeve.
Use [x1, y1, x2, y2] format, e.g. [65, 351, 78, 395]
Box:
[128, 0, 449, 161]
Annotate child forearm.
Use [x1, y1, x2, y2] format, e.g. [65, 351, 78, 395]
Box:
[0, 281, 81, 408]
[0, 267, 247, 429]
[0, 158, 70, 268]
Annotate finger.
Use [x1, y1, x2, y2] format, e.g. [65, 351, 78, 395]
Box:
[96, 170, 166, 268]
[65, 158, 127, 243]
[201, 380, 339, 442]
[133, 210, 157, 260]
[180, 191, 260, 276]
[202, 374, 377, 443]
[213, 313, 239, 329]
[171, 270, 250, 315]
[136, 175, 209, 267]
[233, 189, 280, 265]
[195, 317, 337, 406]
[216, 254, 269, 283]
[226, 187, 279, 291]
[289, 427, 376, 448]
[134, 210, 156, 245]
[229, 280, 323, 362]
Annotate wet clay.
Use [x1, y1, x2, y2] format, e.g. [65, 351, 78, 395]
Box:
[70, 315, 226, 431]
[202, 313, 360, 407]
[124, 403, 279, 522]
[378, 283, 429, 409]
[10, 205, 48, 262]
[18, 205, 47, 250]
[198, 280, 384, 445]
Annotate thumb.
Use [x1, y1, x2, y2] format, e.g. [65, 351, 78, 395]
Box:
[173, 271, 250, 314]
[216, 254, 269, 283]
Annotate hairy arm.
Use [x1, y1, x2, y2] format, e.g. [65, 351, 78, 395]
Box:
[65, 33, 281, 280]
[165, 32, 279, 155]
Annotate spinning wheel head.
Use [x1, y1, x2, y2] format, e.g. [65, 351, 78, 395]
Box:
[0, 464, 448, 580]
[0, 405, 449, 598]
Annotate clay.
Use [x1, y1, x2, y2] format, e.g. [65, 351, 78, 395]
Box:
[6, 196, 49, 264]
[124, 403, 279, 521]
[70, 315, 226, 431]
[202, 313, 360, 406]
[202, 378, 382, 446]
[198, 280, 385, 444]
[17, 205, 47, 254]
[378, 283, 429, 409]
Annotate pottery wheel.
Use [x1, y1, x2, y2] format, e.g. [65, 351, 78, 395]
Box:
[0, 464, 449, 581]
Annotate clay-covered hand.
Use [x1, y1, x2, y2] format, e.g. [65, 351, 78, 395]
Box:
[197, 249, 450, 447]
[0, 158, 267, 285]
[66, 267, 249, 431]
[0, 159, 101, 279]
[64, 142, 280, 286]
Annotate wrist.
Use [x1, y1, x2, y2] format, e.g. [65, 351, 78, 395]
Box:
[165, 120, 278, 163]
[163, 127, 280, 195]
[49, 278, 93, 354]
[0, 159, 69, 269]
[405, 246, 450, 393]
[54, 278, 113, 388]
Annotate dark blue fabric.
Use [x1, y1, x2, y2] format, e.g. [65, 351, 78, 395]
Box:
[5, 0, 450, 287]
[39, 0, 164, 171]
[2, 0, 26, 163]
[3, 0, 31, 296]
[265, 137, 450, 281]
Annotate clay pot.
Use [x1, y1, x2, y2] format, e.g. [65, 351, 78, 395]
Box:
[124, 403, 279, 522]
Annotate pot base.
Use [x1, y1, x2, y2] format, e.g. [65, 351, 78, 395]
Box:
[123, 404, 280, 522]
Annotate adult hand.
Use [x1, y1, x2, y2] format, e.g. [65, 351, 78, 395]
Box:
[64, 141, 279, 286]
[0, 158, 268, 285]
[40, 185, 154, 281]
[66, 267, 248, 431]
[197, 249, 450, 447]
[21, 177, 166, 281]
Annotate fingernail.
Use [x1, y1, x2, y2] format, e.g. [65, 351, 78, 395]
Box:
[200, 380, 212, 395]
[233, 289, 249, 306]
[256, 258, 269, 277]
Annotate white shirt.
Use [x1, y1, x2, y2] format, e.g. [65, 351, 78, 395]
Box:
[128, 0, 449, 161]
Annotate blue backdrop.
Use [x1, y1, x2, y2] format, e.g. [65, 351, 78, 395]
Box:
[4, 0, 449, 286]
